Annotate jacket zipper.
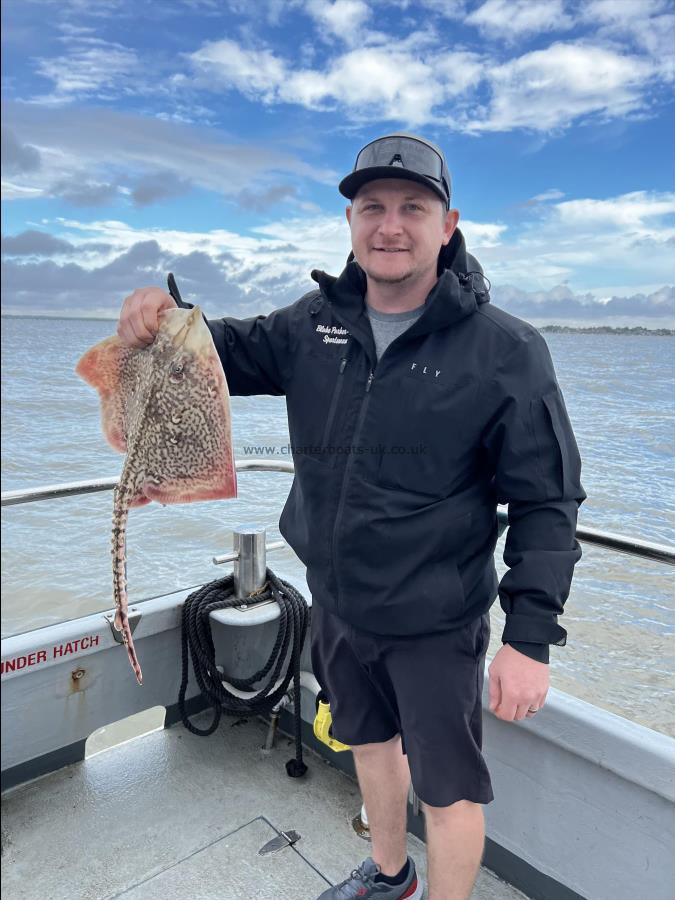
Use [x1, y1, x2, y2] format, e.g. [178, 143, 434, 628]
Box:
[322, 310, 416, 612]
[331, 369, 374, 614]
[320, 356, 349, 449]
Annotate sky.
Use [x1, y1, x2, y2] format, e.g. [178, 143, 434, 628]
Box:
[2, 0, 674, 326]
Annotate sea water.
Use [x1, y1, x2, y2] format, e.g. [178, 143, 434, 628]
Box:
[1, 316, 673, 735]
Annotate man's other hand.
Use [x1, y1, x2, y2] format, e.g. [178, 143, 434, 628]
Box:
[117, 287, 178, 348]
[488, 644, 549, 722]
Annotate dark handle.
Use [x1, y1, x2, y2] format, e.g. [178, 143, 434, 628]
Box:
[167, 273, 190, 309]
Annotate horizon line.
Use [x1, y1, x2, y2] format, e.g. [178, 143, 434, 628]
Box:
[1, 313, 673, 334]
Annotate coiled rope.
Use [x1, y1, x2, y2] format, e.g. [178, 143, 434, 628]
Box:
[178, 567, 309, 777]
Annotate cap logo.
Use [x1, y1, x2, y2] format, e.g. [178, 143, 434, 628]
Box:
[389, 153, 404, 167]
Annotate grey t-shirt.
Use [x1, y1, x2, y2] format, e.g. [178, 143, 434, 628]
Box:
[366, 299, 425, 360]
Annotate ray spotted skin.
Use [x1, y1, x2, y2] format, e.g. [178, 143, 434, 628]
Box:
[76, 308, 237, 684]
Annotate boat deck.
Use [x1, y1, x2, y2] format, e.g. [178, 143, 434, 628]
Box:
[1, 711, 530, 899]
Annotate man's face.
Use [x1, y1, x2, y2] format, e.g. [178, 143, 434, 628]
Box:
[346, 178, 459, 287]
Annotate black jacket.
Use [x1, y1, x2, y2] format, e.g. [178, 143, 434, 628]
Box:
[204, 229, 587, 663]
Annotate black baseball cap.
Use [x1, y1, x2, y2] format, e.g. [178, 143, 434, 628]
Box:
[339, 132, 451, 209]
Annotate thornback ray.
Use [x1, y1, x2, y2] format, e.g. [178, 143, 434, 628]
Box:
[76, 306, 237, 684]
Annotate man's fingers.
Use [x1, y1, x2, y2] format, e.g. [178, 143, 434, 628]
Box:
[117, 288, 175, 347]
[116, 318, 140, 347]
[131, 288, 159, 345]
[524, 692, 547, 718]
[117, 290, 150, 347]
[128, 313, 155, 346]
[117, 315, 153, 347]
[139, 301, 159, 344]
[501, 693, 547, 721]
[488, 645, 551, 722]
[489, 675, 542, 721]
[524, 697, 544, 719]
[516, 702, 533, 721]
[488, 670, 501, 713]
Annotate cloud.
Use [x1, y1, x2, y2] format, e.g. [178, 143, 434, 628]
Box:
[2, 187, 674, 326]
[50, 176, 120, 206]
[9, 167, 193, 210]
[4, 0, 674, 144]
[493, 283, 675, 327]
[466, 42, 655, 132]
[2, 102, 334, 204]
[579, 1, 675, 82]
[189, 41, 287, 103]
[552, 190, 675, 229]
[131, 172, 192, 207]
[186, 25, 668, 133]
[528, 188, 565, 204]
[0, 214, 352, 318]
[0, 238, 277, 319]
[458, 220, 507, 248]
[53, 0, 127, 16]
[33, 35, 139, 104]
[1, 129, 41, 174]
[466, 0, 573, 39]
[305, 0, 371, 38]
[189, 39, 485, 126]
[236, 184, 298, 211]
[583, 0, 666, 25]
[4, 231, 671, 326]
[1, 182, 45, 199]
[0, 238, 240, 318]
[1, 230, 76, 256]
[476, 190, 675, 295]
[410, 0, 464, 13]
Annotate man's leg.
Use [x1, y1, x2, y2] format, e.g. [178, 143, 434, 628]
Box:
[423, 799, 485, 900]
[351, 734, 411, 876]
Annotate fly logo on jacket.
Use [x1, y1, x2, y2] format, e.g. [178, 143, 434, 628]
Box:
[409, 363, 442, 378]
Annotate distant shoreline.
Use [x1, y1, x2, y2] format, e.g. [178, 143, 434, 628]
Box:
[536, 325, 674, 336]
[1, 314, 673, 335]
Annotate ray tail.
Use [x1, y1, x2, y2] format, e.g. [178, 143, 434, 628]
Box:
[112, 484, 144, 685]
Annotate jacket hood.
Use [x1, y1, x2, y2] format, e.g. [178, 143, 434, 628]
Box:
[310, 227, 490, 341]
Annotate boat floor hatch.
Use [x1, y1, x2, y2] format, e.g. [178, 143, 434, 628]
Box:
[113, 817, 332, 899]
[1, 713, 529, 899]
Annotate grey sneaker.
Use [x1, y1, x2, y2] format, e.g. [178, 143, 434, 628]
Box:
[316, 855, 423, 899]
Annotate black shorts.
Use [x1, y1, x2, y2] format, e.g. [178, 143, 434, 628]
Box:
[310, 602, 494, 808]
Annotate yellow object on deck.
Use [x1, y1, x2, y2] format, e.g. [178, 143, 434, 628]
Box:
[313, 697, 351, 752]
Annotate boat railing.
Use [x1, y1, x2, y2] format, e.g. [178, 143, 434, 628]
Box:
[3, 461, 674, 900]
[2, 458, 673, 566]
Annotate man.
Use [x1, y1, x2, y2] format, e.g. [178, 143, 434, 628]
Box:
[117, 133, 586, 900]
